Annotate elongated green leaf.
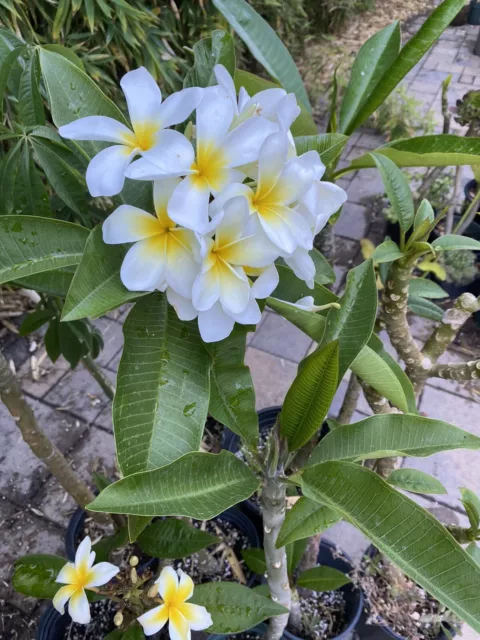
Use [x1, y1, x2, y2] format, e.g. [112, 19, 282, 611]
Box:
[13, 555, 65, 598]
[93, 528, 128, 563]
[277, 498, 340, 548]
[122, 624, 143, 640]
[432, 235, 480, 252]
[0, 141, 21, 215]
[114, 294, 210, 476]
[128, 516, 152, 543]
[346, 0, 467, 131]
[280, 341, 339, 451]
[184, 30, 235, 88]
[373, 240, 403, 263]
[294, 134, 349, 167]
[191, 582, 288, 633]
[372, 153, 414, 233]
[320, 260, 377, 379]
[266, 297, 326, 343]
[273, 261, 338, 306]
[19, 143, 51, 217]
[308, 413, 480, 466]
[0, 215, 88, 284]
[409, 278, 447, 299]
[52, 0, 70, 40]
[18, 55, 45, 126]
[42, 44, 84, 71]
[297, 566, 351, 591]
[19, 309, 54, 336]
[286, 539, 308, 577]
[467, 544, 480, 565]
[310, 249, 336, 285]
[213, 0, 311, 112]
[387, 468, 447, 494]
[62, 226, 145, 321]
[204, 328, 258, 447]
[345, 135, 480, 173]
[350, 345, 409, 413]
[15, 268, 75, 297]
[408, 295, 444, 321]
[234, 69, 316, 136]
[414, 199, 435, 231]
[88, 451, 259, 518]
[461, 488, 480, 532]
[301, 460, 480, 633]
[340, 22, 400, 134]
[137, 519, 219, 558]
[0, 45, 27, 119]
[242, 548, 266, 574]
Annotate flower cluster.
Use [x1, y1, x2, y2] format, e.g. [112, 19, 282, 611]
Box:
[52, 537, 211, 640]
[60, 65, 347, 342]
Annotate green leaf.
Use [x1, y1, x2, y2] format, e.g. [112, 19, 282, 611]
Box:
[42, 44, 84, 71]
[277, 498, 340, 548]
[59, 321, 86, 368]
[52, 0, 70, 40]
[408, 295, 444, 322]
[297, 566, 351, 591]
[372, 240, 403, 264]
[88, 451, 259, 518]
[122, 623, 144, 640]
[273, 261, 338, 306]
[280, 341, 339, 451]
[0, 215, 89, 284]
[113, 294, 210, 476]
[13, 555, 65, 598]
[128, 516, 152, 544]
[242, 548, 266, 575]
[387, 468, 447, 495]
[266, 297, 326, 343]
[190, 582, 288, 633]
[204, 328, 258, 447]
[184, 30, 235, 88]
[310, 249, 336, 285]
[18, 55, 45, 126]
[346, 135, 480, 172]
[19, 308, 54, 336]
[308, 413, 480, 466]
[45, 317, 61, 362]
[320, 260, 377, 380]
[432, 235, 480, 252]
[461, 488, 480, 532]
[18, 143, 51, 218]
[233, 69, 316, 136]
[92, 471, 112, 493]
[466, 544, 480, 565]
[14, 268, 76, 297]
[62, 226, 145, 321]
[93, 528, 129, 563]
[350, 345, 409, 413]
[414, 199, 435, 231]
[372, 153, 414, 233]
[294, 134, 349, 167]
[138, 519, 219, 558]
[409, 278, 448, 299]
[286, 539, 308, 576]
[213, 0, 311, 112]
[345, 0, 467, 131]
[301, 460, 480, 633]
[0, 45, 27, 120]
[339, 22, 400, 135]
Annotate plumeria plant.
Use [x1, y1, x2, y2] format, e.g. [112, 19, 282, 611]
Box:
[3, 0, 480, 638]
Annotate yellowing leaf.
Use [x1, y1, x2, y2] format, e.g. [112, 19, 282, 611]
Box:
[360, 238, 375, 260]
[417, 259, 447, 280]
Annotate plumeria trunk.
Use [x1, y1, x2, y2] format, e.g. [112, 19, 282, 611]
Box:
[261, 476, 291, 640]
[338, 374, 361, 424]
[430, 359, 480, 381]
[0, 350, 111, 526]
[361, 384, 400, 478]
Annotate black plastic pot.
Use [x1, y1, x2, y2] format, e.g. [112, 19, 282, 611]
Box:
[356, 546, 456, 639]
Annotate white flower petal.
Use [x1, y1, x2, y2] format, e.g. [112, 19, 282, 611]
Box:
[257, 208, 297, 254]
[198, 303, 235, 342]
[214, 64, 238, 115]
[221, 116, 277, 167]
[243, 88, 287, 118]
[157, 87, 203, 128]
[75, 536, 92, 572]
[138, 604, 169, 637]
[274, 152, 318, 205]
[168, 175, 210, 232]
[141, 129, 195, 175]
[153, 178, 182, 224]
[196, 89, 234, 149]
[218, 262, 250, 315]
[238, 86, 250, 111]
[302, 180, 347, 231]
[120, 236, 167, 291]
[125, 157, 173, 181]
[84, 562, 120, 588]
[209, 183, 254, 217]
[170, 608, 191, 640]
[120, 67, 162, 130]
[177, 569, 194, 602]
[285, 248, 316, 289]
[215, 195, 251, 248]
[55, 562, 77, 585]
[164, 230, 200, 298]
[294, 296, 316, 310]
[256, 132, 289, 200]
[86, 145, 134, 197]
[250, 264, 279, 299]
[166, 288, 198, 321]
[68, 589, 91, 624]
[103, 205, 161, 244]
[177, 603, 213, 631]
[227, 294, 262, 325]
[59, 116, 132, 144]
[275, 93, 301, 131]
[52, 584, 76, 614]
[155, 565, 179, 601]
[192, 266, 220, 312]
[88, 551, 95, 567]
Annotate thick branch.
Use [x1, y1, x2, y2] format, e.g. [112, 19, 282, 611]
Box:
[430, 359, 480, 381]
[361, 383, 400, 478]
[0, 350, 111, 526]
[337, 374, 361, 424]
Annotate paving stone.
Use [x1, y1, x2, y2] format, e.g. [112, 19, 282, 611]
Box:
[0, 399, 87, 503]
[357, 132, 385, 150]
[92, 317, 124, 367]
[17, 354, 69, 399]
[324, 521, 370, 566]
[334, 237, 361, 268]
[94, 405, 113, 432]
[44, 366, 114, 424]
[408, 313, 436, 343]
[408, 80, 442, 96]
[346, 168, 385, 203]
[332, 266, 346, 293]
[345, 145, 370, 162]
[333, 203, 368, 240]
[0, 506, 64, 613]
[249, 313, 312, 363]
[245, 347, 297, 410]
[105, 348, 122, 373]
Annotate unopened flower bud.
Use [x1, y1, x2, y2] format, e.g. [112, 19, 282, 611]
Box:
[148, 583, 159, 598]
[130, 567, 138, 584]
[129, 555, 139, 567]
[114, 611, 123, 627]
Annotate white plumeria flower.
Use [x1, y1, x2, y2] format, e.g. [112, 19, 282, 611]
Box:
[125, 88, 277, 232]
[285, 296, 341, 312]
[137, 566, 212, 639]
[102, 179, 199, 296]
[58, 67, 202, 197]
[52, 536, 119, 624]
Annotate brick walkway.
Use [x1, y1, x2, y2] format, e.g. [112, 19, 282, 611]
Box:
[1, 20, 480, 640]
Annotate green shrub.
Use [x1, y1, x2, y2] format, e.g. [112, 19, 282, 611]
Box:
[372, 85, 435, 141]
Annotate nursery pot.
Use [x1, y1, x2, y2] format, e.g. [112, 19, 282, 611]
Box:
[356, 546, 455, 639]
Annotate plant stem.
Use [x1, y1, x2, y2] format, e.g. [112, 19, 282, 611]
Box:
[261, 476, 290, 640]
[337, 374, 361, 424]
[445, 166, 462, 234]
[430, 359, 480, 381]
[82, 354, 116, 400]
[0, 350, 111, 526]
[361, 384, 399, 478]
[452, 185, 480, 235]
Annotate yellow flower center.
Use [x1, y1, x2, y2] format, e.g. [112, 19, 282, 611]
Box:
[191, 142, 228, 191]
[73, 564, 93, 591]
[122, 121, 158, 151]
